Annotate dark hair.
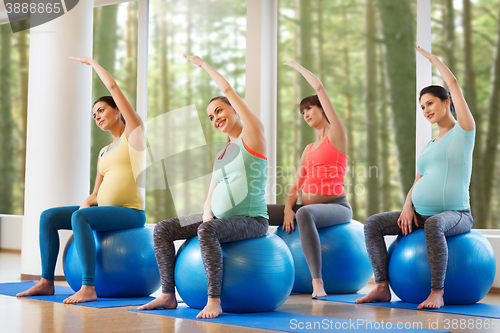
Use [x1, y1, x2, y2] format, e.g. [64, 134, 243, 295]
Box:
[419, 85, 455, 113]
[300, 95, 321, 112]
[208, 95, 231, 107]
[93, 96, 126, 124]
[299, 95, 330, 123]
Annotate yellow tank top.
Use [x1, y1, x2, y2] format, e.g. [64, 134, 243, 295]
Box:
[97, 134, 145, 210]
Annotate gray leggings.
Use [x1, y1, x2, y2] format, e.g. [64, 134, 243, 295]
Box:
[364, 209, 473, 290]
[267, 196, 352, 279]
[154, 214, 268, 298]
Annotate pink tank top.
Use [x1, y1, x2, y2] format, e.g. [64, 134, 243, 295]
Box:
[302, 136, 347, 195]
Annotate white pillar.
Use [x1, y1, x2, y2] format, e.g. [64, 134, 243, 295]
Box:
[416, 0, 432, 161]
[135, 0, 149, 203]
[21, 1, 94, 278]
[245, 0, 278, 204]
[136, 0, 149, 123]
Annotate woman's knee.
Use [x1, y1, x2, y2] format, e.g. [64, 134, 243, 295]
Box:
[364, 214, 382, 232]
[295, 206, 314, 225]
[364, 213, 396, 236]
[70, 210, 88, 229]
[153, 218, 176, 241]
[40, 208, 59, 229]
[153, 221, 163, 240]
[197, 221, 216, 239]
[424, 216, 444, 236]
[343, 207, 353, 222]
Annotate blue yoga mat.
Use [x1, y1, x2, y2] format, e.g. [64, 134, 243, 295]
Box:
[315, 294, 500, 319]
[0, 281, 156, 308]
[129, 303, 449, 332]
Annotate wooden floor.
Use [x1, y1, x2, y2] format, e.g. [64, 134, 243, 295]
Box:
[1, 250, 500, 333]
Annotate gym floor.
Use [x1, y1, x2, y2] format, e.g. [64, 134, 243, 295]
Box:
[1, 250, 500, 333]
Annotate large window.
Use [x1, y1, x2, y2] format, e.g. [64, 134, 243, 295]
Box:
[2, 0, 499, 229]
[430, 0, 500, 228]
[145, 0, 247, 223]
[0, 2, 139, 216]
[277, 0, 417, 222]
[90, 1, 139, 200]
[277, 0, 500, 229]
[0, 21, 29, 215]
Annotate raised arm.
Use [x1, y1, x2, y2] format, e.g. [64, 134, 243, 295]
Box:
[415, 47, 475, 131]
[69, 57, 144, 137]
[284, 61, 347, 154]
[184, 54, 265, 155]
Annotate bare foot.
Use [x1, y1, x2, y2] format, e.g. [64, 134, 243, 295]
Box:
[137, 293, 177, 310]
[196, 297, 223, 319]
[312, 278, 327, 298]
[63, 285, 97, 304]
[355, 282, 392, 303]
[16, 278, 55, 297]
[417, 289, 444, 309]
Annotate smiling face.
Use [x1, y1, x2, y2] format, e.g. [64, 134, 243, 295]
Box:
[420, 93, 450, 124]
[93, 101, 120, 131]
[207, 99, 236, 133]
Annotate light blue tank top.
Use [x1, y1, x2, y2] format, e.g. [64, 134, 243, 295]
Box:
[412, 122, 475, 216]
[211, 135, 268, 219]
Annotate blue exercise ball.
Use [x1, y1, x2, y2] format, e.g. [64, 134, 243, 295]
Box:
[274, 220, 373, 294]
[388, 229, 496, 304]
[63, 225, 161, 298]
[174, 232, 294, 313]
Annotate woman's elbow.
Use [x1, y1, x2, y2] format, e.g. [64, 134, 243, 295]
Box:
[315, 83, 326, 94]
[107, 81, 119, 92]
[448, 78, 460, 89]
[220, 84, 232, 95]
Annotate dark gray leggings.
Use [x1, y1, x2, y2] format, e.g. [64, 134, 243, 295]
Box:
[154, 214, 268, 298]
[364, 209, 473, 290]
[267, 196, 352, 279]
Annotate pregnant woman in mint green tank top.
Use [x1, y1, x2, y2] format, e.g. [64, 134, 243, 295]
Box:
[356, 47, 475, 310]
[138, 55, 269, 319]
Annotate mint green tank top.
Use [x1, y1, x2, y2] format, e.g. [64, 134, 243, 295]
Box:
[211, 135, 269, 219]
[412, 122, 475, 216]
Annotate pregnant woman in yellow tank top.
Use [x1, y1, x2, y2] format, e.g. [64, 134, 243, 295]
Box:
[17, 57, 146, 304]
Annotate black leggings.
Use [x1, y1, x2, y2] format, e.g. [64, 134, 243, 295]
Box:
[154, 214, 268, 298]
[267, 196, 352, 279]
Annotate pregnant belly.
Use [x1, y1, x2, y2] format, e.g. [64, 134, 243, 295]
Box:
[211, 180, 249, 218]
[98, 177, 135, 206]
[412, 176, 445, 215]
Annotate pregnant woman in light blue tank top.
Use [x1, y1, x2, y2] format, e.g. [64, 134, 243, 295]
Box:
[356, 47, 475, 310]
[412, 121, 475, 215]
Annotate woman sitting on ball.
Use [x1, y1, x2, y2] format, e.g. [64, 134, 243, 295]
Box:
[355, 47, 475, 309]
[17, 57, 146, 304]
[138, 55, 269, 319]
[267, 61, 352, 297]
